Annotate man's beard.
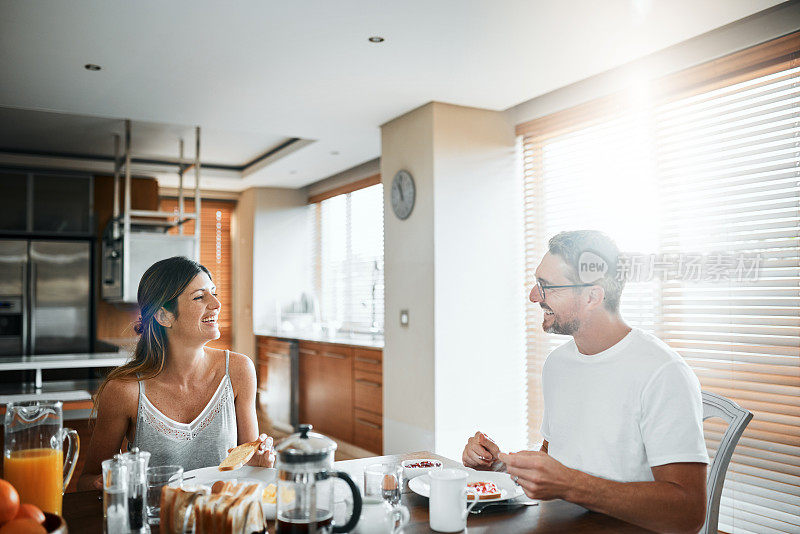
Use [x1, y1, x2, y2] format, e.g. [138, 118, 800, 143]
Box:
[544, 312, 580, 336]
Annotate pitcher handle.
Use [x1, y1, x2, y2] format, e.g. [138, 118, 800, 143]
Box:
[331, 471, 362, 533]
[61, 427, 80, 491]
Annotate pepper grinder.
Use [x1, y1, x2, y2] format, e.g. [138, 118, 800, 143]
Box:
[121, 447, 151, 534]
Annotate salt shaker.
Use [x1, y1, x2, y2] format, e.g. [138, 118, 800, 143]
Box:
[102, 455, 128, 534]
[121, 447, 151, 534]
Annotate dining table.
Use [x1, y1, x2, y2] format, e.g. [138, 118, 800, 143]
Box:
[63, 451, 652, 533]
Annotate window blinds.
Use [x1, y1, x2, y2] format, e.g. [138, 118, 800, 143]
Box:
[309, 183, 384, 334]
[160, 198, 236, 349]
[521, 35, 799, 534]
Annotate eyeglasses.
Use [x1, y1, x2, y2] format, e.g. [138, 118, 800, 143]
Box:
[531, 280, 594, 302]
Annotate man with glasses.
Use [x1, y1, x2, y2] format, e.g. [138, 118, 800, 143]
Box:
[461, 230, 709, 533]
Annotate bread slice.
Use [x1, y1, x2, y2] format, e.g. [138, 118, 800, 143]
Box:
[233, 498, 264, 534]
[200, 493, 227, 534]
[215, 495, 238, 533]
[466, 481, 502, 500]
[222, 495, 265, 534]
[172, 489, 202, 534]
[159, 486, 178, 534]
[219, 440, 260, 471]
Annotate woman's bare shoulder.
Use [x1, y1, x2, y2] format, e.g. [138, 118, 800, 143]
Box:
[223, 350, 256, 393]
[229, 351, 255, 374]
[97, 378, 139, 415]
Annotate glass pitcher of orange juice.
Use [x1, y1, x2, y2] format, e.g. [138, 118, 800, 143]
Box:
[4, 401, 80, 515]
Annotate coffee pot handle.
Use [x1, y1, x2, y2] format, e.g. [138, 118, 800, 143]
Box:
[60, 427, 80, 491]
[331, 471, 362, 533]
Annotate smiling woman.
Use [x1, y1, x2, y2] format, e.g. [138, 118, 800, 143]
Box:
[78, 257, 274, 490]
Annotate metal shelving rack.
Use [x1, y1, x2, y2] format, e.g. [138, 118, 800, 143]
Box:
[102, 120, 202, 303]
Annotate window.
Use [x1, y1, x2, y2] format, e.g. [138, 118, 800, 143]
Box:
[309, 182, 385, 334]
[520, 33, 800, 533]
[160, 197, 236, 349]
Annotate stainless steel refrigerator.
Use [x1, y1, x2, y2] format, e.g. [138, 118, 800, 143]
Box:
[0, 239, 91, 356]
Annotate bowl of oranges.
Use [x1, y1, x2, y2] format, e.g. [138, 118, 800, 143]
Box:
[0, 479, 64, 534]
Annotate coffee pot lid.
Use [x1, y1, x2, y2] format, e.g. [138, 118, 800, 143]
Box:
[275, 424, 336, 464]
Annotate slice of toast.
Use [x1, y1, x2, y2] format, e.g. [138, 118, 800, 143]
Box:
[466, 481, 502, 500]
[218, 440, 260, 471]
[172, 488, 205, 534]
[159, 486, 178, 534]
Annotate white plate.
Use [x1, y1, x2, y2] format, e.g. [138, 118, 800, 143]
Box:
[181, 466, 277, 486]
[407, 470, 524, 503]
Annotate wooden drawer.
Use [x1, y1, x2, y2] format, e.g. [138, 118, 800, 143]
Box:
[353, 348, 382, 374]
[256, 362, 269, 391]
[353, 409, 382, 454]
[298, 340, 321, 357]
[354, 369, 382, 415]
[256, 336, 270, 361]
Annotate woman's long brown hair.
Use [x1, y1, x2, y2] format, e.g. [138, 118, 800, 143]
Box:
[92, 256, 212, 420]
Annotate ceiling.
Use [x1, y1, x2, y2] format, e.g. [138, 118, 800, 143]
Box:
[0, 0, 785, 191]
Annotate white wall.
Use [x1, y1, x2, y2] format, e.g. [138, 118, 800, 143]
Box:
[232, 187, 257, 358]
[251, 188, 312, 331]
[382, 104, 437, 454]
[381, 103, 526, 458]
[432, 103, 526, 460]
[506, 1, 800, 127]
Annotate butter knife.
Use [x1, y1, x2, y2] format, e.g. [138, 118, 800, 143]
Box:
[470, 501, 539, 514]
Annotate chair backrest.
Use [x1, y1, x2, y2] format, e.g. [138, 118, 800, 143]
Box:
[701, 391, 753, 534]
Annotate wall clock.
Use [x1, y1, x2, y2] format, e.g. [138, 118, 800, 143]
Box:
[391, 170, 415, 220]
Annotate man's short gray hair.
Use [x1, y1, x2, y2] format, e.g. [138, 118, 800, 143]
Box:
[548, 230, 625, 313]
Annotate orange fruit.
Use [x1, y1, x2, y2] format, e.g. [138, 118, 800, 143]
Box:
[0, 480, 20, 524]
[0, 519, 46, 534]
[13, 504, 44, 525]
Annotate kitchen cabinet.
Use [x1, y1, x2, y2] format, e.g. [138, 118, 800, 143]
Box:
[256, 337, 295, 432]
[298, 342, 354, 443]
[33, 174, 92, 233]
[0, 171, 28, 231]
[0, 171, 92, 235]
[351, 347, 383, 452]
[256, 336, 383, 454]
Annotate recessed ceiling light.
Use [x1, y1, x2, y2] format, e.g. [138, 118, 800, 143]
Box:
[368, 36, 384, 43]
[330, 151, 340, 156]
[84, 64, 102, 71]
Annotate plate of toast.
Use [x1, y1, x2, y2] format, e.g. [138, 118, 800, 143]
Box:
[157, 441, 279, 534]
[408, 470, 524, 503]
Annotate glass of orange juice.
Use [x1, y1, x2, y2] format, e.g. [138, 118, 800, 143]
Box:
[4, 401, 79, 515]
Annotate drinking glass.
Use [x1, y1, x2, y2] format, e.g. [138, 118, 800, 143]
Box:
[146, 465, 183, 525]
[364, 463, 402, 507]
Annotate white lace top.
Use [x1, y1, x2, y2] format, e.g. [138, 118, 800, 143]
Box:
[133, 350, 238, 471]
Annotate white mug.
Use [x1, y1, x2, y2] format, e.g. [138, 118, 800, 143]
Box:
[354, 496, 410, 534]
[428, 469, 478, 533]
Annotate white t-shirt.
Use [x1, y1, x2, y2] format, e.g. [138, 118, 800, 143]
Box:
[540, 328, 709, 482]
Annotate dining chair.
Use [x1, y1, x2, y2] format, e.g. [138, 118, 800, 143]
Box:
[701, 391, 753, 534]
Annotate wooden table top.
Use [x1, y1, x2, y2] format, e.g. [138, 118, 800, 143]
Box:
[63, 451, 652, 533]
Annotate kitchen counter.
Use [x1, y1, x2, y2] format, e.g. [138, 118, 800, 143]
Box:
[0, 378, 101, 408]
[0, 350, 130, 388]
[254, 329, 384, 349]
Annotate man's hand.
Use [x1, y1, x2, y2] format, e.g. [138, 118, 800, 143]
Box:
[498, 450, 575, 501]
[462, 432, 502, 470]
